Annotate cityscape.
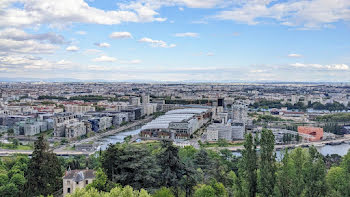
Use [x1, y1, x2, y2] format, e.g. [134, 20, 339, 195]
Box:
[1, 0, 350, 197]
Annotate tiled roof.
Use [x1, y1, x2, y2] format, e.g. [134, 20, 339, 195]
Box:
[63, 169, 96, 181]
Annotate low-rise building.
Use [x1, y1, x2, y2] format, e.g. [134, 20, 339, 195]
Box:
[298, 126, 323, 141]
[63, 169, 96, 196]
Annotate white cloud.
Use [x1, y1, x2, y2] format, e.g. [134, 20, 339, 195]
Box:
[66, 45, 79, 52]
[0, 38, 57, 55]
[119, 59, 142, 64]
[290, 63, 349, 71]
[0, 29, 62, 55]
[139, 37, 176, 48]
[288, 53, 302, 58]
[2, 0, 348, 30]
[179, 7, 184, 11]
[109, 32, 133, 39]
[250, 69, 266, 73]
[92, 55, 117, 62]
[87, 65, 112, 71]
[206, 52, 214, 56]
[76, 31, 87, 35]
[0, 0, 166, 28]
[94, 42, 111, 48]
[0, 55, 75, 70]
[174, 32, 199, 38]
[0, 28, 65, 44]
[214, 0, 350, 29]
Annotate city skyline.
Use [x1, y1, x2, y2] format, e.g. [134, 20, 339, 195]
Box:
[1, 0, 350, 82]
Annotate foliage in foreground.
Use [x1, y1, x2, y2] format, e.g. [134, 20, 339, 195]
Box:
[1, 129, 350, 197]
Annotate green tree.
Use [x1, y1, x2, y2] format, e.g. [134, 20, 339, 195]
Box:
[289, 147, 308, 196]
[0, 183, 19, 197]
[341, 150, 350, 173]
[240, 133, 257, 197]
[0, 174, 9, 186]
[153, 187, 175, 197]
[210, 180, 228, 197]
[258, 129, 276, 197]
[67, 185, 152, 197]
[101, 143, 160, 190]
[193, 184, 216, 197]
[12, 139, 19, 149]
[193, 149, 214, 182]
[274, 150, 297, 197]
[10, 173, 26, 189]
[25, 135, 62, 196]
[86, 168, 116, 192]
[158, 140, 185, 195]
[326, 166, 350, 197]
[302, 146, 327, 197]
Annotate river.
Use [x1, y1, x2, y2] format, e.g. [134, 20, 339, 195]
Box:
[98, 127, 350, 157]
[96, 125, 142, 150]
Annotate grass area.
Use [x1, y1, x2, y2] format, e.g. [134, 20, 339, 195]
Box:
[34, 129, 54, 137]
[0, 143, 33, 150]
[16, 145, 33, 150]
[63, 146, 76, 151]
[201, 140, 244, 148]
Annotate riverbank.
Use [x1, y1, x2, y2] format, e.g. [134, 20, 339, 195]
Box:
[55, 115, 154, 152]
[209, 135, 350, 154]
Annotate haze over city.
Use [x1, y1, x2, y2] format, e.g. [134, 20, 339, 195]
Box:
[1, 0, 350, 82]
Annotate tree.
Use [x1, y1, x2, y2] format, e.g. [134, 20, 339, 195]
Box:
[302, 146, 327, 197]
[193, 149, 214, 182]
[158, 140, 185, 195]
[7, 129, 14, 136]
[86, 168, 115, 192]
[67, 185, 152, 197]
[101, 143, 160, 190]
[193, 184, 216, 197]
[326, 166, 350, 197]
[210, 180, 228, 197]
[153, 187, 175, 197]
[240, 133, 257, 197]
[274, 150, 298, 197]
[0, 183, 19, 197]
[10, 173, 25, 189]
[341, 150, 350, 173]
[258, 129, 276, 197]
[0, 174, 8, 187]
[25, 135, 62, 196]
[289, 147, 308, 196]
[12, 139, 19, 149]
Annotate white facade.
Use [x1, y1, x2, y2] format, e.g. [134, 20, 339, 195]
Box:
[64, 105, 95, 114]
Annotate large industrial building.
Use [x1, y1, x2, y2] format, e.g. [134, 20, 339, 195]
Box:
[140, 108, 212, 139]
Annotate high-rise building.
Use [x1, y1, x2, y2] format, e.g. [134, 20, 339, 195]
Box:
[218, 98, 224, 107]
[142, 94, 150, 105]
[129, 97, 141, 106]
[232, 104, 248, 123]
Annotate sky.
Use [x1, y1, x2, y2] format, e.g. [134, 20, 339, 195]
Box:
[1, 0, 350, 82]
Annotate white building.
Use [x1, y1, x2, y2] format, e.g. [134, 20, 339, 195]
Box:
[232, 104, 248, 123]
[64, 105, 95, 114]
[129, 97, 141, 106]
